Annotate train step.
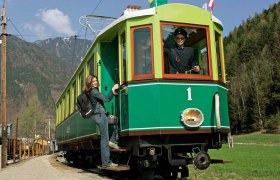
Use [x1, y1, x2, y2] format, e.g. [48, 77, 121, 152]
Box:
[97, 164, 130, 171]
[110, 148, 128, 152]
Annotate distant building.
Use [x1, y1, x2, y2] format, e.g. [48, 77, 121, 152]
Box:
[0, 123, 13, 138]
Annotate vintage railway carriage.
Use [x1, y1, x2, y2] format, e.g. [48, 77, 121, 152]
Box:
[55, 2, 230, 179]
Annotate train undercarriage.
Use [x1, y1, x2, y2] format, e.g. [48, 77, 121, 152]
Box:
[60, 132, 228, 179]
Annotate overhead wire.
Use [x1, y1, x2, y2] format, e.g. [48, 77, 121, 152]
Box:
[71, 35, 77, 74]
[81, 27, 88, 59]
[7, 18, 26, 41]
[71, 0, 104, 72]
[76, 0, 104, 37]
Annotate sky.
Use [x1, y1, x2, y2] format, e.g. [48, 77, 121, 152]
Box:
[2, 0, 280, 42]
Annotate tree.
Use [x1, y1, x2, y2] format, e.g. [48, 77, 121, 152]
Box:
[18, 96, 48, 142]
[224, 2, 280, 133]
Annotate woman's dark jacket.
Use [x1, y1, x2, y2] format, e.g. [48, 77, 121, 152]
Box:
[88, 87, 114, 114]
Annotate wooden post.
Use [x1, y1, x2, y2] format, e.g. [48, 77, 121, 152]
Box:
[52, 141, 54, 156]
[19, 140, 22, 160]
[23, 142, 26, 160]
[16, 118, 18, 141]
[41, 139, 44, 155]
[36, 144, 39, 156]
[1, 4, 8, 169]
[35, 144, 37, 157]
[227, 132, 234, 148]
[37, 144, 40, 156]
[27, 144, 30, 159]
[13, 139, 16, 163]
[32, 144, 34, 158]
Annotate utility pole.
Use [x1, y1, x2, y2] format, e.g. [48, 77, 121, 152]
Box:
[1, 4, 7, 168]
[48, 119, 50, 140]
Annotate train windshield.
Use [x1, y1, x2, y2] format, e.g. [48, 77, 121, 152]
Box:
[162, 23, 211, 78]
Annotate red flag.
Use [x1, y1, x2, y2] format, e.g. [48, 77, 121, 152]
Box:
[208, 0, 214, 10]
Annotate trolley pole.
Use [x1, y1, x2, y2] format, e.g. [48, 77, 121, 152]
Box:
[1, 4, 7, 168]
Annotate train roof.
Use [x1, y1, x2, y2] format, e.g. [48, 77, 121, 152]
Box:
[94, 3, 223, 41]
[96, 7, 156, 39]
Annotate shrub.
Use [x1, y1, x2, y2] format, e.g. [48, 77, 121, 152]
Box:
[265, 113, 280, 133]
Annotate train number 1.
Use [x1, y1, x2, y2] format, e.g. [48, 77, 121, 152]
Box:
[187, 87, 192, 101]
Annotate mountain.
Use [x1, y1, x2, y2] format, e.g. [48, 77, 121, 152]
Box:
[35, 37, 92, 68]
[0, 36, 92, 124]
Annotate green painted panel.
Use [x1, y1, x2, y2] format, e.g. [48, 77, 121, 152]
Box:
[120, 88, 129, 130]
[156, 4, 211, 25]
[56, 112, 97, 143]
[122, 82, 229, 132]
[149, 0, 168, 7]
[128, 84, 160, 128]
[77, 114, 97, 137]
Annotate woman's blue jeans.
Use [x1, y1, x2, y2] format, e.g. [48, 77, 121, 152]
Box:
[92, 113, 118, 166]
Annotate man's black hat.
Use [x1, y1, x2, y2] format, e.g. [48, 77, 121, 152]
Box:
[174, 27, 187, 36]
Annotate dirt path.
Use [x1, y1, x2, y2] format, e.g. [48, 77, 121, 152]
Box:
[0, 155, 112, 180]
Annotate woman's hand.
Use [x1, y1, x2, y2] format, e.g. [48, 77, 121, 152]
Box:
[108, 114, 116, 120]
[112, 84, 120, 95]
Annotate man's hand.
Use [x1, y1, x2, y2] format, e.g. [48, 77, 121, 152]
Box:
[193, 66, 200, 72]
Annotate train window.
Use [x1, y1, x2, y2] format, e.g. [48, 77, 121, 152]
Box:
[87, 57, 94, 76]
[79, 70, 85, 94]
[121, 33, 127, 83]
[215, 32, 223, 81]
[131, 25, 154, 80]
[56, 104, 60, 125]
[72, 81, 77, 111]
[62, 97, 65, 121]
[68, 88, 73, 114]
[59, 100, 63, 123]
[67, 90, 70, 116]
[162, 23, 211, 79]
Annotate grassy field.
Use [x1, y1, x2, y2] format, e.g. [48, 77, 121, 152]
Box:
[188, 132, 280, 180]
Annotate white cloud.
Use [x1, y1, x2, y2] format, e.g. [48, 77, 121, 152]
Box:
[38, 8, 76, 36]
[23, 23, 48, 38]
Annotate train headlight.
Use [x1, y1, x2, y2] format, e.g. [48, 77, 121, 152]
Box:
[181, 108, 204, 127]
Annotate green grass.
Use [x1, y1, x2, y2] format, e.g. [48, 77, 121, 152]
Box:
[188, 132, 280, 180]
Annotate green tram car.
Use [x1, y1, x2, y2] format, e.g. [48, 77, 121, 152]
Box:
[55, 2, 230, 179]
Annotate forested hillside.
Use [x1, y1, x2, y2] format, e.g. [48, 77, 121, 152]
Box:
[224, 2, 280, 133]
[0, 36, 92, 138]
[1, 36, 70, 121]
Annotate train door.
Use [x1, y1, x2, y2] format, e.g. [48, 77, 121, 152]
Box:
[119, 32, 129, 130]
[99, 37, 119, 116]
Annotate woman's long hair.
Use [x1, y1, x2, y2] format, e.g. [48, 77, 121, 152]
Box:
[83, 75, 97, 93]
